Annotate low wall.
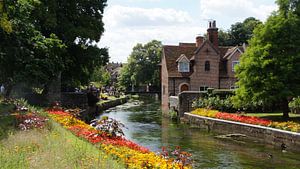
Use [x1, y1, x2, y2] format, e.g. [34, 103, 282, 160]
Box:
[178, 91, 205, 117]
[97, 97, 129, 111]
[183, 113, 300, 152]
[61, 92, 87, 108]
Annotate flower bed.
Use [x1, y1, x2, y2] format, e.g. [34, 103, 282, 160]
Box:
[48, 110, 191, 169]
[191, 108, 300, 132]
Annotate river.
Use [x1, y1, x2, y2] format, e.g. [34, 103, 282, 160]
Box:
[99, 96, 300, 169]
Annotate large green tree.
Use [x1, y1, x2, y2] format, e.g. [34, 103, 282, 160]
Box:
[229, 17, 262, 45]
[0, 0, 65, 96]
[118, 40, 162, 91]
[32, 0, 109, 87]
[213, 17, 262, 46]
[233, 0, 300, 118]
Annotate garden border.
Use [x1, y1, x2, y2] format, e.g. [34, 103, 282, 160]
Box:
[183, 112, 300, 152]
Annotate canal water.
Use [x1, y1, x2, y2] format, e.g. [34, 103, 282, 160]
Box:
[99, 97, 300, 169]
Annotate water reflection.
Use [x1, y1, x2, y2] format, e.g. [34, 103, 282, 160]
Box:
[99, 97, 300, 169]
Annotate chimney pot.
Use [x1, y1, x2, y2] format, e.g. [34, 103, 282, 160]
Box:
[207, 20, 218, 49]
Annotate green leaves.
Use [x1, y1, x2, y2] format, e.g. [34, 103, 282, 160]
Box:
[118, 40, 162, 91]
[233, 0, 300, 116]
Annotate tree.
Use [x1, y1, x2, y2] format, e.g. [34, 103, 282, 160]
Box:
[0, 0, 65, 96]
[32, 0, 109, 88]
[118, 40, 162, 91]
[233, 0, 300, 118]
[204, 17, 262, 46]
[91, 66, 111, 87]
[218, 29, 233, 46]
[229, 17, 262, 45]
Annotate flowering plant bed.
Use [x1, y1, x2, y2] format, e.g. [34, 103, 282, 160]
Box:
[191, 108, 300, 132]
[48, 110, 191, 169]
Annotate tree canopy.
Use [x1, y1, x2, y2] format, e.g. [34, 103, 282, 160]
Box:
[32, 0, 109, 87]
[233, 0, 300, 118]
[0, 0, 65, 96]
[217, 17, 262, 46]
[0, 0, 108, 96]
[118, 40, 162, 91]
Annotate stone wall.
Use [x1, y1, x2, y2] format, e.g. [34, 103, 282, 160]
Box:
[97, 97, 128, 111]
[178, 91, 205, 117]
[61, 92, 87, 108]
[184, 113, 300, 152]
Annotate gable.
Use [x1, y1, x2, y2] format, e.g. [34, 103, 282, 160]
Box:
[162, 45, 196, 77]
[194, 40, 219, 56]
[176, 54, 190, 63]
[223, 46, 243, 60]
[194, 40, 220, 60]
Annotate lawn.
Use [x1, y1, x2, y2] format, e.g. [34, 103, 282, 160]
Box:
[245, 112, 300, 124]
[0, 103, 124, 169]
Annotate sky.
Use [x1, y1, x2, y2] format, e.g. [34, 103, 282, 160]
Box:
[97, 0, 278, 63]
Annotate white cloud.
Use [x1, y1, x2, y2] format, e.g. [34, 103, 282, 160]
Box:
[98, 5, 204, 63]
[98, 1, 277, 63]
[104, 5, 193, 28]
[199, 0, 277, 26]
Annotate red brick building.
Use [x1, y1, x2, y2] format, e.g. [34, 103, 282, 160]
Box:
[161, 21, 245, 111]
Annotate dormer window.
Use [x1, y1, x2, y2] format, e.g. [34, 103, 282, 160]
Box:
[178, 61, 190, 72]
[176, 54, 190, 72]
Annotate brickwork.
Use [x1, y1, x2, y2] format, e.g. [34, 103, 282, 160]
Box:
[161, 20, 243, 110]
[168, 78, 190, 96]
[161, 52, 170, 114]
[227, 50, 241, 78]
[178, 91, 204, 117]
[190, 42, 220, 90]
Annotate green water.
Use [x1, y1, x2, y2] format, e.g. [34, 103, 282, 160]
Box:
[100, 97, 300, 169]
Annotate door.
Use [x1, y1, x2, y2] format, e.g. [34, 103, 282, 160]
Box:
[180, 84, 189, 92]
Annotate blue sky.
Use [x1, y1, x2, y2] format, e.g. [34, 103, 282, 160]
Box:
[98, 0, 277, 63]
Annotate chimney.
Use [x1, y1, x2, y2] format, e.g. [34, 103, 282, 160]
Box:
[207, 20, 218, 49]
[196, 36, 204, 47]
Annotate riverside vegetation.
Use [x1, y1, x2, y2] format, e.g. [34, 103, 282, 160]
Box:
[0, 99, 192, 169]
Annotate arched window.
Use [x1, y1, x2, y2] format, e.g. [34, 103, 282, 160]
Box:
[205, 61, 210, 71]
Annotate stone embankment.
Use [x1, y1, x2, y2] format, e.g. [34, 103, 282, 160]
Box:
[183, 113, 300, 152]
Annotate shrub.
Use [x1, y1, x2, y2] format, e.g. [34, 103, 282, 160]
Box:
[192, 96, 236, 112]
[289, 97, 300, 114]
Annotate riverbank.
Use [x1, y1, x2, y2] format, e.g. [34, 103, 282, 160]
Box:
[183, 112, 300, 152]
[97, 96, 128, 111]
[0, 101, 124, 169]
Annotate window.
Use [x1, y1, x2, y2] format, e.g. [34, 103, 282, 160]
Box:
[200, 86, 208, 91]
[230, 85, 239, 90]
[178, 61, 190, 72]
[232, 61, 240, 72]
[205, 61, 210, 71]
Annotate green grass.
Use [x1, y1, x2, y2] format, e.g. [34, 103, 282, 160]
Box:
[0, 103, 17, 140]
[245, 112, 300, 124]
[0, 103, 125, 169]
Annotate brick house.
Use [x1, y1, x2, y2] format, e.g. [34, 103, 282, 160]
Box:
[161, 21, 245, 111]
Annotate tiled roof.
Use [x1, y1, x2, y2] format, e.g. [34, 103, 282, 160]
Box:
[163, 43, 243, 78]
[163, 45, 197, 77]
[223, 46, 244, 60]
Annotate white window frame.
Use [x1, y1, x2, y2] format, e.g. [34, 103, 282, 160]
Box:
[232, 61, 240, 72]
[178, 61, 190, 72]
[200, 86, 208, 91]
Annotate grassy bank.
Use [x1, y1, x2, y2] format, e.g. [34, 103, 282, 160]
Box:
[245, 112, 300, 124]
[0, 103, 124, 169]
